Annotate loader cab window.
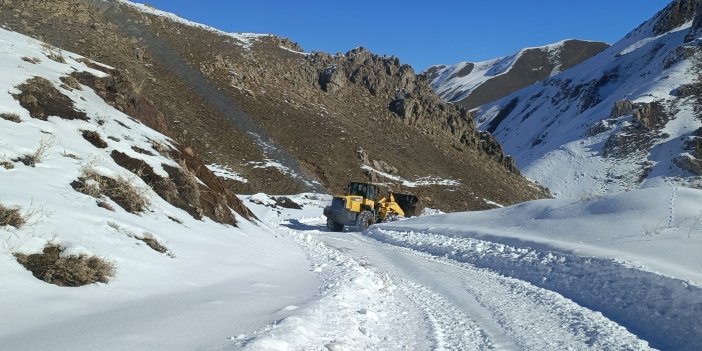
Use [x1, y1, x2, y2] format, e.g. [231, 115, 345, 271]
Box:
[348, 182, 378, 201]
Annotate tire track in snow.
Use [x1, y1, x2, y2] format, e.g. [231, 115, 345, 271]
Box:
[362, 230, 656, 351]
[394, 279, 492, 351]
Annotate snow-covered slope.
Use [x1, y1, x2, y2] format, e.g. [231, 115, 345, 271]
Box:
[0, 27, 319, 350]
[371, 186, 702, 350]
[424, 39, 608, 109]
[472, 0, 702, 199]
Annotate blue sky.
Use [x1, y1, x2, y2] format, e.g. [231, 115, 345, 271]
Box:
[139, 0, 672, 71]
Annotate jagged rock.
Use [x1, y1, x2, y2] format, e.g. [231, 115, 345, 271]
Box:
[632, 102, 667, 130]
[686, 1, 702, 42]
[479, 132, 518, 174]
[674, 154, 702, 174]
[653, 0, 701, 36]
[319, 65, 346, 93]
[372, 159, 398, 175]
[611, 99, 634, 118]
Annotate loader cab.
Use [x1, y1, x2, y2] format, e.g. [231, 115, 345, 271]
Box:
[347, 182, 379, 202]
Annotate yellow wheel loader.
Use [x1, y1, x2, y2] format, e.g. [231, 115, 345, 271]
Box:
[323, 182, 419, 232]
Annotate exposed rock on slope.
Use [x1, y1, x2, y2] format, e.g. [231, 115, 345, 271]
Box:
[423, 40, 609, 109]
[472, 0, 702, 198]
[0, 0, 548, 210]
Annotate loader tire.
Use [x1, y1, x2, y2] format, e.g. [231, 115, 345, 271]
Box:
[327, 218, 344, 232]
[354, 210, 375, 231]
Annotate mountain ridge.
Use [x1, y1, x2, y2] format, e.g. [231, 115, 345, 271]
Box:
[422, 39, 609, 109]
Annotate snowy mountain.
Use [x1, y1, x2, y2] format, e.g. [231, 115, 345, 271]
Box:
[472, 0, 702, 199]
[423, 39, 608, 109]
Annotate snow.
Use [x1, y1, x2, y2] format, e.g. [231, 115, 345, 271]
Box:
[0, 27, 319, 350]
[115, 1, 270, 50]
[206, 162, 248, 183]
[361, 164, 461, 188]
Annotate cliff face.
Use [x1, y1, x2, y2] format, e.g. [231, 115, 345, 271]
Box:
[0, 0, 549, 211]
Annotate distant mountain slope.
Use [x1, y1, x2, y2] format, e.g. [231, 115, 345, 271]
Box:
[0, 0, 549, 211]
[422, 40, 609, 109]
[472, 0, 702, 199]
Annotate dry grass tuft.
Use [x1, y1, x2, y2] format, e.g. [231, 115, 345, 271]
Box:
[14, 245, 115, 287]
[21, 56, 41, 64]
[0, 112, 21, 123]
[13, 136, 54, 167]
[137, 233, 168, 254]
[1, 161, 14, 170]
[0, 204, 26, 228]
[72, 165, 150, 213]
[41, 42, 66, 63]
[178, 159, 201, 205]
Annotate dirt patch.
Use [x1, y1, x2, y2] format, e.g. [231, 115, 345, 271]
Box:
[131, 145, 154, 156]
[81, 130, 108, 148]
[13, 77, 87, 121]
[14, 245, 114, 287]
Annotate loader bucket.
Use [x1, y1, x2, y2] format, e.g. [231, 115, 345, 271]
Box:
[393, 193, 419, 218]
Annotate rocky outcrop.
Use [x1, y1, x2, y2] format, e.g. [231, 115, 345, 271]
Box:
[309, 47, 518, 173]
[654, 0, 701, 36]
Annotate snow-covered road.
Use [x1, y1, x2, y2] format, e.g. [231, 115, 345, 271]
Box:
[314, 229, 651, 351]
[237, 196, 655, 351]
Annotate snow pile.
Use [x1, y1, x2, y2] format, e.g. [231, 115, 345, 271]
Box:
[0, 27, 318, 350]
[116, 0, 269, 50]
[472, 7, 702, 199]
[369, 186, 702, 350]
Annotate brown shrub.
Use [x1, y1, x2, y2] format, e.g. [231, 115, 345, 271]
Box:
[0, 204, 25, 228]
[14, 245, 115, 287]
[1, 161, 14, 170]
[0, 113, 21, 123]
